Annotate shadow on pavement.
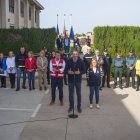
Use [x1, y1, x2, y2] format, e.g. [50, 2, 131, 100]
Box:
[18, 80, 140, 140]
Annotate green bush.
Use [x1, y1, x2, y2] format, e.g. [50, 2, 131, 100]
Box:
[0, 28, 57, 55]
[93, 26, 140, 76]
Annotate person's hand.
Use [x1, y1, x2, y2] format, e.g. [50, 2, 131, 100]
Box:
[9, 67, 13, 71]
[68, 70, 74, 75]
[129, 67, 133, 70]
[53, 68, 56, 72]
[75, 69, 80, 75]
[41, 68, 44, 71]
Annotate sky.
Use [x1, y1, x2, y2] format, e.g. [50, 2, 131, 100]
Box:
[38, 0, 140, 34]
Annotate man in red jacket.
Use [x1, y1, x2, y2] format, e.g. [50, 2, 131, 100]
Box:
[50, 51, 65, 106]
[25, 51, 36, 90]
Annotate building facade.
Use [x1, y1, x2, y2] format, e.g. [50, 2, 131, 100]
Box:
[0, 0, 44, 29]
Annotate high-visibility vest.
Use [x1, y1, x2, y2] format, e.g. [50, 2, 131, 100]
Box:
[136, 60, 140, 76]
[50, 59, 64, 78]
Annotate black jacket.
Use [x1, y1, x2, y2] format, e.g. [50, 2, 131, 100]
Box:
[15, 52, 27, 69]
[61, 54, 68, 62]
[103, 54, 112, 70]
[56, 38, 63, 48]
[83, 53, 94, 69]
[65, 58, 86, 83]
[87, 68, 102, 86]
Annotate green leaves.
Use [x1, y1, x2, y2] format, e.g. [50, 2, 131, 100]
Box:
[0, 28, 57, 55]
[93, 26, 140, 76]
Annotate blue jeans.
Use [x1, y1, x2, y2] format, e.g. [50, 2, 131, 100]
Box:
[68, 82, 81, 109]
[17, 69, 26, 89]
[89, 86, 100, 104]
[27, 72, 35, 89]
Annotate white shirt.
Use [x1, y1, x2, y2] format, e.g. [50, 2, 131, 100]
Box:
[29, 58, 32, 61]
[93, 67, 97, 73]
[82, 45, 88, 55]
[6, 57, 16, 73]
[50, 59, 65, 73]
[96, 56, 99, 61]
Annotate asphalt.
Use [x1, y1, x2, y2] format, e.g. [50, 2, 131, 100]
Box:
[16, 80, 140, 140]
[0, 84, 45, 140]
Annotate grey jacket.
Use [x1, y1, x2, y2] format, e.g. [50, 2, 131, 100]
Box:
[37, 57, 48, 70]
[126, 55, 137, 69]
[113, 57, 124, 68]
[93, 55, 104, 67]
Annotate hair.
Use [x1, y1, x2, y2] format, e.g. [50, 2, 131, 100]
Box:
[39, 50, 45, 57]
[90, 59, 99, 69]
[20, 47, 25, 49]
[55, 51, 60, 54]
[9, 51, 14, 56]
[73, 50, 79, 54]
[95, 49, 99, 52]
[51, 50, 55, 53]
[28, 51, 33, 57]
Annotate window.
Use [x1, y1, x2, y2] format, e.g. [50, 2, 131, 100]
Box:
[20, 1, 24, 17]
[9, 0, 14, 13]
[35, 10, 37, 23]
[29, 6, 31, 20]
[10, 25, 15, 29]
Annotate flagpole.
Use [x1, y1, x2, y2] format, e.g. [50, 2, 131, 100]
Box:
[63, 14, 66, 37]
[57, 14, 58, 24]
[57, 14, 59, 35]
[70, 14, 72, 28]
[64, 14, 66, 26]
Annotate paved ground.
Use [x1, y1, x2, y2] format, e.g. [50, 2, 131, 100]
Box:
[0, 78, 140, 140]
[0, 82, 45, 140]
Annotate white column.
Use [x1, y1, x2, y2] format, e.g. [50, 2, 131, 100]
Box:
[37, 10, 40, 28]
[15, 0, 20, 28]
[1, 0, 8, 28]
[24, 0, 29, 28]
[31, 5, 35, 27]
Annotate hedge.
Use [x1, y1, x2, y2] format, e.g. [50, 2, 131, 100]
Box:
[0, 28, 57, 55]
[93, 26, 140, 76]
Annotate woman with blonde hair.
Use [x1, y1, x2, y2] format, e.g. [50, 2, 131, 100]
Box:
[87, 59, 103, 109]
[25, 51, 36, 90]
[6, 51, 16, 88]
[37, 50, 48, 91]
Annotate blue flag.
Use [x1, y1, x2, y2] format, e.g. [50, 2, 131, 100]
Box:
[70, 26, 74, 40]
[57, 24, 59, 35]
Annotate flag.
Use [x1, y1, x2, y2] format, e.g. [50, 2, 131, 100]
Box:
[69, 26, 74, 40]
[56, 24, 59, 35]
[63, 22, 67, 37]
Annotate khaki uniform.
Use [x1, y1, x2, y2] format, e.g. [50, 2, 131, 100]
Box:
[37, 57, 48, 88]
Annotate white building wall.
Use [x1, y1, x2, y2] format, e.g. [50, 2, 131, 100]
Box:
[0, 0, 42, 29]
[0, 0, 2, 28]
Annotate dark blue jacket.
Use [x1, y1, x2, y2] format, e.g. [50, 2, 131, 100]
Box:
[65, 58, 86, 83]
[63, 38, 70, 47]
[103, 54, 112, 70]
[0, 58, 7, 71]
[87, 68, 101, 86]
[15, 52, 27, 69]
[74, 38, 80, 48]
[56, 38, 63, 48]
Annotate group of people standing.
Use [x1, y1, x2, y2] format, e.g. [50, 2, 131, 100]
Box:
[84, 48, 140, 91]
[0, 45, 140, 113]
[56, 35, 91, 53]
